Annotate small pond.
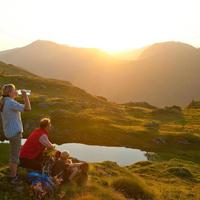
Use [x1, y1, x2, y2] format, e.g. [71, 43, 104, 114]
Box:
[1, 139, 148, 166]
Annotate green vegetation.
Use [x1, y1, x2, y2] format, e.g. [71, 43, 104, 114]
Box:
[0, 158, 200, 199]
[1, 61, 200, 199]
[111, 176, 155, 199]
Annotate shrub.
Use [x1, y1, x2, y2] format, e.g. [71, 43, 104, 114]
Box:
[187, 100, 200, 109]
[124, 102, 156, 109]
[96, 96, 108, 101]
[166, 167, 193, 178]
[134, 161, 153, 167]
[152, 105, 182, 115]
[144, 121, 160, 131]
[111, 176, 155, 200]
[86, 184, 126, 200]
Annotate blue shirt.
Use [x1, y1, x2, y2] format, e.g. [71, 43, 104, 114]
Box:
[1, 97, 25, 138]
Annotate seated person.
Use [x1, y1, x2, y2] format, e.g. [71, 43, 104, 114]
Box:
[20, 118, 53, 171]
[60, 151, 72, 164]
[61, 151, 83, 181]
[52, 151, 89, 182]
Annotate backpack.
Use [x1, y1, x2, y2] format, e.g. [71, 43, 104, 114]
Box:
[0, 113, 6, 142]
[27, 171, 55, 200]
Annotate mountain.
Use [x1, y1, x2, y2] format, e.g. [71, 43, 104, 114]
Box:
[0, 40, 122, 98]
[0, 60, 116, 145]
[1, 61, 200, 159]
[139, 41, 198, 59]
[116, 41, 200, 106]
[107, 41, 200, 106]
[1, 60, 200, 200]
[1, 40, 200, 106]
[0, 40, 118, 79]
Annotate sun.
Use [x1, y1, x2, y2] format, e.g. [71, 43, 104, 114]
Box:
[1, 0, 200, 52]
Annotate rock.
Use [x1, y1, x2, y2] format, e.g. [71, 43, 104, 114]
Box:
[178, 139, 190, 145]
[145, 152, 158, 161]
[144, 121, 160, 130]
[152, 105, 182, 116]
[166, 167, 193, 178]
[153, 137, 167, 144]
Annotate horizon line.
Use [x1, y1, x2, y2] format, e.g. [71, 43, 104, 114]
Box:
[0, 39, 200, 54]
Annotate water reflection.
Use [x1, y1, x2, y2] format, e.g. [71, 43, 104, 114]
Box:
[56, 143, 147, 166]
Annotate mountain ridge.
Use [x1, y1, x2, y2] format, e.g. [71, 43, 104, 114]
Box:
[1, 40, 200, 106]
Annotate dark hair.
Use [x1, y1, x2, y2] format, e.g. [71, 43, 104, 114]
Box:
[40, 118, 51, 129]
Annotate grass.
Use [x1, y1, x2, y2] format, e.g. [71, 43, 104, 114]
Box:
[1, 61, 200, 199]
[0, 144, 9, 165]
[1, 157, 200, 199]
[111, 176, 155, 199]
[1, 63, 200, 161]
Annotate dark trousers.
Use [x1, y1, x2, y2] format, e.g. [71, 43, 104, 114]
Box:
[19, 154, 44, 171]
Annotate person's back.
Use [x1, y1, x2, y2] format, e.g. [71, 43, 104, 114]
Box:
[1, 97, 24, 138]
[19, 118, 53, 171]
[20, 128, 48, 160]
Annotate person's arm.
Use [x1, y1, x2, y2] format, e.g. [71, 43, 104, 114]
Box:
[66, 159, 73, 164]
[21, 90, 31, 112]
[39, 134, 53, 149]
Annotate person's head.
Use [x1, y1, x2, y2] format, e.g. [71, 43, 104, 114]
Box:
[40, 117, 51, 132]
[0, 84, 18, 112]
[1, 84, 17, 99]
[60, 151, 70, 161]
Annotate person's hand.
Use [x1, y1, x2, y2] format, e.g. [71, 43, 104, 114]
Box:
[21, 89, 27, 97]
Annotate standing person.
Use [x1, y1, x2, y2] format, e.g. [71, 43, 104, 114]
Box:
[0, 84, 31, 184]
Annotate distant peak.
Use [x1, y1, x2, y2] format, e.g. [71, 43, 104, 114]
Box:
[26, 40, 71, 49]
[149, 41, 196, 49]
[139, 41, 198, 59]
[29, 40, 58, 46]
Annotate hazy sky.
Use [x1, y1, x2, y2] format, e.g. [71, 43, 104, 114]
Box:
[0, 0, 200, 52]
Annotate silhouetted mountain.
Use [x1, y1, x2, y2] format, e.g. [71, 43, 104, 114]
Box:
[121, 42, 200, 106]
[139, 41, 198, 60]
[0, 40, 119, 97]
[1, 40, 200, 106]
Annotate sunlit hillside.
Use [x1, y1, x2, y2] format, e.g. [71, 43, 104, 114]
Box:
[1, 60, 200, 199]
[0, 61, 200, 159]
[1, 41, 200, 106]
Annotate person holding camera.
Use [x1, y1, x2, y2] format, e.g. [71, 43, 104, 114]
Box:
[0, 84, 31, 184]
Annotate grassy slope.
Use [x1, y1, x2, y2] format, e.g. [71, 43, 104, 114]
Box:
[0, 61, 200, 160]
[0, 157, 200, 200]
[1, 61, 200, 199]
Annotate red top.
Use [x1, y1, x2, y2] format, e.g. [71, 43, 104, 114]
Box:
[20, 128, 48, 159]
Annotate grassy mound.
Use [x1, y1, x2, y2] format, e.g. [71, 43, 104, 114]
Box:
[0, 159, 200, 199]
[166, 167, 193, 178]
[187, 100, 200, 109]
[111, 176, 155, 200]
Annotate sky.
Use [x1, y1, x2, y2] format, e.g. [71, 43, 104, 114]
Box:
[0, 0, 200, 52]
